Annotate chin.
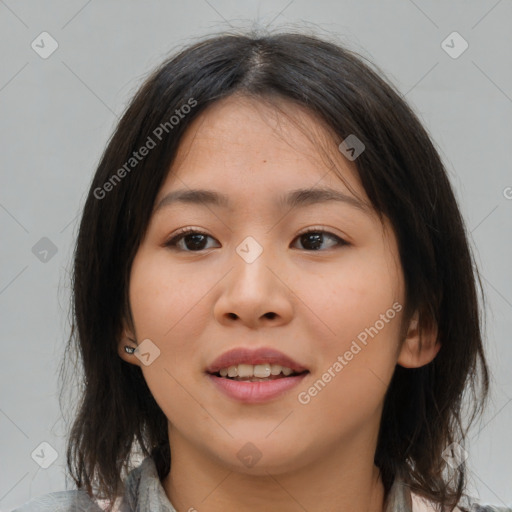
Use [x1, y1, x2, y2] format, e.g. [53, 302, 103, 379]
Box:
[209, 435, 312, 476]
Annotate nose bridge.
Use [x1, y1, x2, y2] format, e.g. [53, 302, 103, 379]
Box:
[227, 203, 278, 280]
[231, 233, 276, 296]
[213, 229, 293, 326]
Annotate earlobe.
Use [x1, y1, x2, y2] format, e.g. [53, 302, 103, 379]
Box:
[397, 310, 441, 369]
[117, 328, 141, 366]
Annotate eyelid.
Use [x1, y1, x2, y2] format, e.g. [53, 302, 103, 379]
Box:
[295, 225, 349, 241]
[295, 226, 350, 249]
[164, 226, 216, 244]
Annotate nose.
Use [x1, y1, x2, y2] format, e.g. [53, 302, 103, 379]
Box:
[213, 240, 294, 329]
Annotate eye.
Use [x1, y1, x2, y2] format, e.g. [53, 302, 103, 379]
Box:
[291, 228, 348, 251]
[164, 227, 219, 252]
[164, 227, 349, 252]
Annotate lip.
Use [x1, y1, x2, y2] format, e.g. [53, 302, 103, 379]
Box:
[207, 372, 309, 403]
[205, 347, 308, 374]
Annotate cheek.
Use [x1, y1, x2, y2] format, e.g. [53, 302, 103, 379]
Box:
[129, 251, 213, 342]
[128, 252, 211, 419]
[295, 300, 403, 441]
[297, 247, 403, 347]
[293, 247, 403, 414]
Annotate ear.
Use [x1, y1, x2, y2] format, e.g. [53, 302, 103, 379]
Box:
[117, 325, 142, 367]
[397, 309, 441, 368]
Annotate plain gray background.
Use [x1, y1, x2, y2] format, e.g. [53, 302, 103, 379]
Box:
[1, 1, 511, 510]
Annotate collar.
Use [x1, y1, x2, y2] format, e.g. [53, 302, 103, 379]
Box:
[121, 456, 413, 512]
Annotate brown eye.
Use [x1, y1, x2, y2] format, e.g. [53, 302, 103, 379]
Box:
[165, 228, 219, 252]
[292, 229, 348, 251]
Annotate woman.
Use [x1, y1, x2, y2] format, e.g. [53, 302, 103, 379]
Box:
[14, 31, 510, 512]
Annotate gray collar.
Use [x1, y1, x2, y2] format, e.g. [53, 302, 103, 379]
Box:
[121, 457, 413, 512]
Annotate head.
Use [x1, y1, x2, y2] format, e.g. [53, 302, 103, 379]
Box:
[63, 30, 489, 509]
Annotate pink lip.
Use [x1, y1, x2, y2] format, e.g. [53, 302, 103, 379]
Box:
[207, 373, 308, 403]
[205, 347, 308, 374]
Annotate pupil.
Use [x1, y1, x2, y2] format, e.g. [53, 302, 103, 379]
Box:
[303, 233, 322, 250]
[186, 234, 207, 250]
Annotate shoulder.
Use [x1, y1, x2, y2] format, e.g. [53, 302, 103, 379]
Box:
[11, 489, 106, 512]
[465, 507, 512, 512]
[11, 456, 157, 512]
[411, 491, 512, 512]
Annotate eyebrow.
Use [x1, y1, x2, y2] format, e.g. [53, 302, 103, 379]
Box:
[154, 187, 371, 215]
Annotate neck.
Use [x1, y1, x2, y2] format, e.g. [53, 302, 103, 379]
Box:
[162, 429, 386, 512]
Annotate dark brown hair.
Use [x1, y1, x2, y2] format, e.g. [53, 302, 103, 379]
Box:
[60, 29, 490, 511]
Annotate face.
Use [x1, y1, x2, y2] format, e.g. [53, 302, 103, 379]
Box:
[118, 95, 439, 476]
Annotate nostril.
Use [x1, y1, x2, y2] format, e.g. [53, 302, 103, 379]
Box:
[265, 312, 277, 319]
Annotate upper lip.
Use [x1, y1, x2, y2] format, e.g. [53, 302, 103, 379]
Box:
[205, 347, 309, 374]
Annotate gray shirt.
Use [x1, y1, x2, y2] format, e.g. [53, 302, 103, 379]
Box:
[11, 456, 511, 512]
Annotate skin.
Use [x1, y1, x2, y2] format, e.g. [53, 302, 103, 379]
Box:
[118, 95, 440, 512]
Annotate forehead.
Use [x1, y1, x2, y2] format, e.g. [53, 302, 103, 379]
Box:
[155, 95, 368, 211]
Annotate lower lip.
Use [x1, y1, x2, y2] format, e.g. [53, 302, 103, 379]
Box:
[207, 373, 308, 403]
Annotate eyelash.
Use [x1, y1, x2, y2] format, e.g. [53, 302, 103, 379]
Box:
[164, 226, 349, 252]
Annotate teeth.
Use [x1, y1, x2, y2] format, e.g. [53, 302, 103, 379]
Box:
[270, 364, 281, 376]
[217, 363, 296, 378]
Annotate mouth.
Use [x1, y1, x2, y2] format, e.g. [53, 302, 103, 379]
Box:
[206, 346, 308, 373]
[205, 347, 310, 403]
